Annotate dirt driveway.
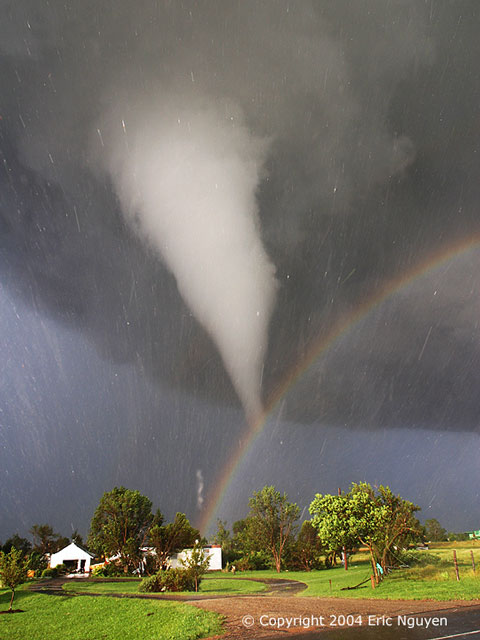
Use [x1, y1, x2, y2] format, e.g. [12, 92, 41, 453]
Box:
[191, 594, 480, 639]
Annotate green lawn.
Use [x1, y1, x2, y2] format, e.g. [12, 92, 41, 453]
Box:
[0, 586, 222, 640]
[62, 576, 267, 596]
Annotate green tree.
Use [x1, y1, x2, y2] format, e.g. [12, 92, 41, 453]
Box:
[180, 540, 211, 592]
[290, 521, 324, 571]
[212, 519, 239, 566]
[309, 491, 360, 570]
[371, 485, 421, 570]
[212, 519, 230, 547]
[424, 518, 447, 542]
[30, 524, 67, 556]
[447, 531, 469, 541]
[70, 530, 84, 546]
[311, 483, 421, 583]
[149, 512, 200, 571]
[244, 486, 300, 572]
[0, 547, 28, 611]
[2, 534, 32, 557]
[88, 487, 153, 573]
[26, 551, 47, 576]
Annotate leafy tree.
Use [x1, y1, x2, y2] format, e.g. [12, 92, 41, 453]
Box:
[180, 540, 211, 592]
[0, 547, 28, 611]
[447, 531, 470, 542]
[290, 521, 324, 571]
[212, 520, 237, 566]
[212, 519, 230, 547]
[26, 551, 48, 576]
[225, 518, 265, 570]
[309, 492, 360, 570]
[311, 483, 421, 583]
[30, 524, 67, 556]
[149, 512, 200, 571]
[71, 530, 84, 546]
[88, 487, 153, 573]
[231, 517, 249, 555]
[244, 486, 300, 572]
[371, 485, 421, 570]
[2, 534, 32, 557]
[424, 518, 447, 542]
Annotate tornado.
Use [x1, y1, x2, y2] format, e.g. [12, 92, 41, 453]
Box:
[99, 94, 277, 420]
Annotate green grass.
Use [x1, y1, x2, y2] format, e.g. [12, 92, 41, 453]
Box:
[235, 547, 480, 601]
[62, 575, 267, 596]
[0, 586, 222, 640]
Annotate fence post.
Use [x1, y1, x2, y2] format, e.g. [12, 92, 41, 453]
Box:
[471, 550, 475, 574]
[453, 550, 460, 581]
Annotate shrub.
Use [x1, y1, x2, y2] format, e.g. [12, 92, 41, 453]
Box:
[26, 551, 48, 577]
[41, 564, 67, 578]
[236, 551, 271, 571]
[138, 574, 160, 592]
[397, 550, 442, 567]
[92, 561, 125, 577]
[139, 568, 198, 592]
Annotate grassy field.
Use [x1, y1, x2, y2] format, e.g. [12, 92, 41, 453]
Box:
[237, 544, 480, 601]
[430, 540, 480, 550]
[62, 576, 267, 596]
[0, 586, 222, 640]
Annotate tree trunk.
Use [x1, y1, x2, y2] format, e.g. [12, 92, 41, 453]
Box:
[9, 589, 15, 611]
[273, 551, 281, 572]
[365, 545, 379, 584]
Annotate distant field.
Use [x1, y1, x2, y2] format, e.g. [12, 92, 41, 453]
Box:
[63, 575, 267, 596]
[430, 540, 480, 549]
[0, 586, 221, 640]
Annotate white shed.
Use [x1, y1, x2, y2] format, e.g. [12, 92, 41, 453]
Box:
[49, 542, 94, 574]
[169, 545, 222, 571]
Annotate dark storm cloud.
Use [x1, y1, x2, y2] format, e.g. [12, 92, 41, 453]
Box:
[0, 0, 479, 430]
[284, 260, 480, 432]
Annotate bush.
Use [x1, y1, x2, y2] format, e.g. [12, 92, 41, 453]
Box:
[92, 561, 125, 577]
[139, 568, 198, 592]
[41, 564, 67, 578]
[26, 551, 48, 577]
[235, 551, 271, 571]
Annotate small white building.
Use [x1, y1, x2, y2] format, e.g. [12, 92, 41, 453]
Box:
[49, 542, 94, 574]
[169, 545, 222, 571]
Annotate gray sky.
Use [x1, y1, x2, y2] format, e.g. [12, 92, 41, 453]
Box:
[0, 1, 479, 540]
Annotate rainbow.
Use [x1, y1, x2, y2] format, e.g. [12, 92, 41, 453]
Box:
[198, 234, 480, 534]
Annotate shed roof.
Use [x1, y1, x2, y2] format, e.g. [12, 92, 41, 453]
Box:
[50, 541, 94, 559]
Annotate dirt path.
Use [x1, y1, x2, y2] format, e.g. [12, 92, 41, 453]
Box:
[28, 576, 307, 600]
[191, 596, 480, 639]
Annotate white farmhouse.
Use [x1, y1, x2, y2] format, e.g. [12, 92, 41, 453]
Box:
[49, 541, 94, 574]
